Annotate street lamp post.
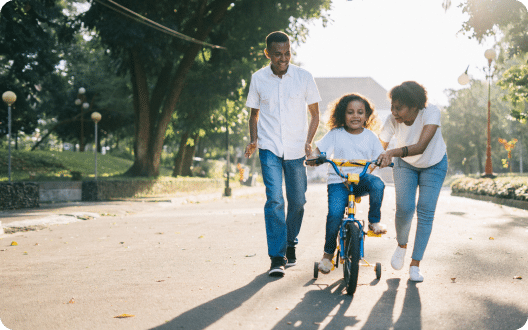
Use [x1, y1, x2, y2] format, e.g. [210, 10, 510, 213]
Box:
[458, 49, 497, 178]
[2, 91, 16, 182]
[75, 87, 89, 152]
[224, 105, 231, 197]
[483, 48, 496, 178]
[91, 112, 101, 180]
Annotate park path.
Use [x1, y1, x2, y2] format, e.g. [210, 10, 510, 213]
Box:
[0, 183, 527, 330]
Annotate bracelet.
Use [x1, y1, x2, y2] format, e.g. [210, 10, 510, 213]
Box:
[401, 146, 408, 158]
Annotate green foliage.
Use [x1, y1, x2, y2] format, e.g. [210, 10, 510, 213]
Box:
[451, 175, 528, 201]
[0, 0, 70, 139]
[81, 0, 331, 176]
[443, 79, 527, 175]
[460, 0, 527, 50]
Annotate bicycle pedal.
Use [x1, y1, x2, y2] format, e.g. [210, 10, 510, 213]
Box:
[367, 230, 382, 237]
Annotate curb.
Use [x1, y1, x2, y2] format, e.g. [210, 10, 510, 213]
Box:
[451, 191, 528, 211]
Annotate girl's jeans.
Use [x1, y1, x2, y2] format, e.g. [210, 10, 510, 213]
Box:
[324, 173, 385, 255]
[393, 154, 448, 261]
[259, 149, 307, 259]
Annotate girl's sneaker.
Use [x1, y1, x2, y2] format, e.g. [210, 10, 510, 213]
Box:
[369, 222, 387, 235]
[318, 253, 334, 274]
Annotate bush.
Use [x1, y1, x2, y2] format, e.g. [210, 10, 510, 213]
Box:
[451, 176, 528, 201]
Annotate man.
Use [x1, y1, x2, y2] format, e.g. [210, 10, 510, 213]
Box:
[244, 31, 321, 277]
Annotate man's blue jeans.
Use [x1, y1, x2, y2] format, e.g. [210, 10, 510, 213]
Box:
[324, 173, 385, 255]
[393, 154, 448, 261]
[259, 149, 307, 259]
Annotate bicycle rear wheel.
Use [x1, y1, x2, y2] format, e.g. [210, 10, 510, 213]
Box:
[343, 221, 361, 295]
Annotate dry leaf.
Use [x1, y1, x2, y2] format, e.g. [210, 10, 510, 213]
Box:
[489, 237, 495, 240]
[114, 314, 135, 318]
[11, 241, 18, 246]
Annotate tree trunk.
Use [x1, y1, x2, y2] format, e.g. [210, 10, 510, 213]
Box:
[181, 134, 199, 176]
[125, 48, 151, 177]
[145, 0, 233, 177]
[172, 132, 189, 177]
[476, 144, 484, 174]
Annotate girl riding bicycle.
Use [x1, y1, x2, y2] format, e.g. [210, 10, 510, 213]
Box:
[311, 93, 387, 274]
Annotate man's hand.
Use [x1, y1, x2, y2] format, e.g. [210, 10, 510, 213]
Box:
[305, 142, 313, 158]
[245, 141, 258, 158]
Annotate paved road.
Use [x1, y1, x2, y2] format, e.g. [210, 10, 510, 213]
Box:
[0, 183, 527, 330]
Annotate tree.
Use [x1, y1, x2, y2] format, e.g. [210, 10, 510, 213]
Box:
[82, 0, 331, 177]
[0, 0, 76, 141]
[459, 0, 528, 123]
[443, 80, 521, 174]
[34, 34, 134, 151]
[460, 0, 527, 50]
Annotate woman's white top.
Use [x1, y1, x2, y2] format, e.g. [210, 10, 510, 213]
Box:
[316, 128, 384, 185]
[379, 105, 447, 168]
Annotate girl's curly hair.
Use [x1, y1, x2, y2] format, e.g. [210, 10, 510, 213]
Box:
[326, 93, 381, 133]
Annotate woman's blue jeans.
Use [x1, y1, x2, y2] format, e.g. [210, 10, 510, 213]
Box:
[324, 173, 385, 255]
[259, 149, 307, 259]
[393, 154, 448, 261]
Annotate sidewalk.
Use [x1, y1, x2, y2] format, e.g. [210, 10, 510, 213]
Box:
[0, 185, 265, 235]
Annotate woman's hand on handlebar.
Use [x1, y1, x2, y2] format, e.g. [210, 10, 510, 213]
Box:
[377, 151, 393, 168]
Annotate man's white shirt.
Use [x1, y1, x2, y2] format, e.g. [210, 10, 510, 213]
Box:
[245, 64, 321, 160]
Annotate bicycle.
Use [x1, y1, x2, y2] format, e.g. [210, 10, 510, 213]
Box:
[305, 152, 393, 295]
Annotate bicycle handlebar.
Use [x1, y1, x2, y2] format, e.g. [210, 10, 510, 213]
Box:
[304, 152, 394, 181]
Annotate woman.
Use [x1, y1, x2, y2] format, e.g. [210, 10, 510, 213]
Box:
[377, 81, 448, 282]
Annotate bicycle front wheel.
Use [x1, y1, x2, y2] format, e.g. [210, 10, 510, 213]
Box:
[343, 221, 361, 295]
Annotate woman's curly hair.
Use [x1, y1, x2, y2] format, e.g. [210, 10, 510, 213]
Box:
[326, 93, 381, 133]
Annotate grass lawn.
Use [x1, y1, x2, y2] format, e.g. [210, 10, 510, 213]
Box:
[0, 149, 172, 181]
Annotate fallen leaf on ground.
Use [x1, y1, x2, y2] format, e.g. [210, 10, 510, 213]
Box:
[489, 237, 495, 240]
[11, 241, 17, 246]
[114, 314, 135, 318]
[198, 235, 204, 239]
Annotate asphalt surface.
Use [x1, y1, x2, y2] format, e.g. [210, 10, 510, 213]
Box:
[0, 183, 527, 330]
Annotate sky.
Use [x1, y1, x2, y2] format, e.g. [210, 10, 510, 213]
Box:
[294, 0, 528, 106]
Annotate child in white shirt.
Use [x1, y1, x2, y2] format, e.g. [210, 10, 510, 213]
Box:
[312, 93, 387, 274]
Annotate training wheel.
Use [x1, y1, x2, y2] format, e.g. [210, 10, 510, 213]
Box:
[314, 262, 319, 279]
[375, 262, 382, 279]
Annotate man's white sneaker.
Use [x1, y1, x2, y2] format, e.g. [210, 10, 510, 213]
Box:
[391, 246, 406, 270]
[409, 266, 424, 282]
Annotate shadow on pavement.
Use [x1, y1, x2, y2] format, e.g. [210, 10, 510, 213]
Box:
[271, 279, 356, 329]
[363, 279, 421, 330]
[149, 273, 275, 330]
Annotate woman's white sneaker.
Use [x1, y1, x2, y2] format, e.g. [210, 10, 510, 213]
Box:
[391, 246, 406, 270]
[409, 266, 424, 282]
